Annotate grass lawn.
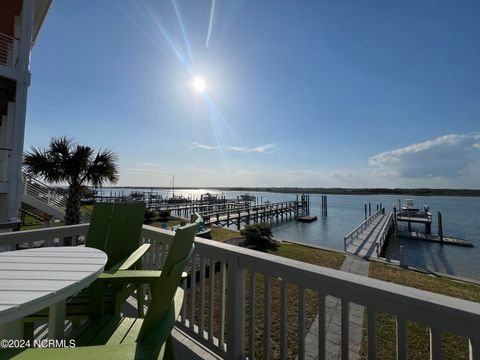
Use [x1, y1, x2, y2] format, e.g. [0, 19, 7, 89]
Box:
[210, 226, 243, 242]
[20, 213, 64, 231]
[185, 227, 345, 359]
[359, 261, 480, 360]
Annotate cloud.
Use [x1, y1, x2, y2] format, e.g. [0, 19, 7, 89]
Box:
[369, 133, 480, 181]
[192, 142, 217, 150]
[192, 142, 275, 153]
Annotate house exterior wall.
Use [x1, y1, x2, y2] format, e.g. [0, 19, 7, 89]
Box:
[0, 0, 50, 230]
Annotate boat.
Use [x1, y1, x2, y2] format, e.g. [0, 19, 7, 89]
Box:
[238, 194, 256, 202]
[165, 175, 189, 203]
[400, 199, 420, 215]
[201, 193, 219, 203]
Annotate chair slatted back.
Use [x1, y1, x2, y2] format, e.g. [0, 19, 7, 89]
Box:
[86, 202, 146, 269]
[137, 223, 197, 343]
[104, 203, 146, 269]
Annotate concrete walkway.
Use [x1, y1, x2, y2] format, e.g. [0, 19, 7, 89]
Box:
[305, 255, 370, 360]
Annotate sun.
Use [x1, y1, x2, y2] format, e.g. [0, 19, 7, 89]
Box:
[192, 77, 206, 92]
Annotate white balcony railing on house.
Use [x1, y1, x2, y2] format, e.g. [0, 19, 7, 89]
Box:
[22, 173, 92, 222]
[0, 33, 18, 68]
[1, 224, 480, 360]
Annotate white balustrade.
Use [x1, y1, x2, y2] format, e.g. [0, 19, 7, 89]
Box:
[1, 224, 479, 360]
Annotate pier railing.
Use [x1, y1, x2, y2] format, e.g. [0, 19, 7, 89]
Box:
[376, 212, 394, 257]
[344, 208, 383, 251]
[2, 224, 480, 360]
[198, 200, 300, 218]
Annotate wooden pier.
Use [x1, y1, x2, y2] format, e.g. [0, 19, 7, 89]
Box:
[344, 208, 393, 259]
[198, 197, 310, 230]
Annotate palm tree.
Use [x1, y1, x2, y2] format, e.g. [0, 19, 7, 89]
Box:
[23, 136, 119, 225]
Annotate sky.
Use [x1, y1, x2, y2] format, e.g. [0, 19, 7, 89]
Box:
[24, 0, 480, 188]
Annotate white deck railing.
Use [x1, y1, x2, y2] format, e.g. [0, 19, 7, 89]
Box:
[0, 33, 18, 68]
[1, 224, 480, 360]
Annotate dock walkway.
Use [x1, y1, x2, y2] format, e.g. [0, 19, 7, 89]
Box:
[344, 210, 393, 259]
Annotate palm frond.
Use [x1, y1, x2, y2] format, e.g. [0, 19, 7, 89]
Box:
[83, 148, 119, 187]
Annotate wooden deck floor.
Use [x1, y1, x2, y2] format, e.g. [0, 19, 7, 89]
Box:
[29, 296, 223, 360]
[345, 214, 389, 259]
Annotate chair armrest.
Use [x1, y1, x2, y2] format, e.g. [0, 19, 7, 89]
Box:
[110, 243, 151, 271]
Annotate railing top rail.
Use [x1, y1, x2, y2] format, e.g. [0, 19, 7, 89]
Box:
[0, 224, 89, 246]
[22, 172, 61, 190]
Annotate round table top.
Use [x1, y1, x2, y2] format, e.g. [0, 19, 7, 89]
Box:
[0, 246, 107, 325]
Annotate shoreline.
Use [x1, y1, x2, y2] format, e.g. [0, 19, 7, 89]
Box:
[95, 186, 480, 197]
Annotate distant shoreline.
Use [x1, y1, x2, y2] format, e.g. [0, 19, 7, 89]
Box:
[97, 186, 480, 197]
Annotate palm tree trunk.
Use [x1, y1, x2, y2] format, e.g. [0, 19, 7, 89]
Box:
[64, 184, 81, 246]
[66, 184, 81, 225]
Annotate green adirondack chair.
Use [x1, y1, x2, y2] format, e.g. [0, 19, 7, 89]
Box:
[23, 202, 149, 337]
[69, 202, 150, 319]
[5, 223, 197, 360]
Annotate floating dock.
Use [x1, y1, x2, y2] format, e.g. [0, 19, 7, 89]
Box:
[396, 231, 473, 247]
[297, 215, 317, 223]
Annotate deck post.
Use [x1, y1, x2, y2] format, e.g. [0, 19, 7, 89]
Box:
[438, 212, 443, 243]
[364, 204, 367, 219]
[226, 255, 246, 360]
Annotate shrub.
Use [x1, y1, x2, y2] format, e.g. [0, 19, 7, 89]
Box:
[144, 210, 155, 223]
[240, 223, 276, 250]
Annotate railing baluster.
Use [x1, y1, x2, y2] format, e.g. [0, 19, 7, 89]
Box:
[430, 327, 442, 360]
[181, 276, 187, 326]
[208, 258, 215, 342]
[149, 240, 155, 269]
[263, 276, 271, 360]
[160, 243, 165, 269]
[298, 285, 305, 360]
[367, 307, 376, 360]
[200, 257, 206, 337]
[219, 261, 226, 350]
[190, 253, 197, 331]
[341, 298, 349, 360]
[249, 271, 256, 359]
[279, 280, 287, 360]
[226, 255, 246, 360]
[396, 316, 407, 360]
[156, 243, 162, 269]
[318, 292, 326, 359]
[469, 338, 479, 360]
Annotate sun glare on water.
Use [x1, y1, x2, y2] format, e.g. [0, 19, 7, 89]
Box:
[193, 77, 207, 92]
